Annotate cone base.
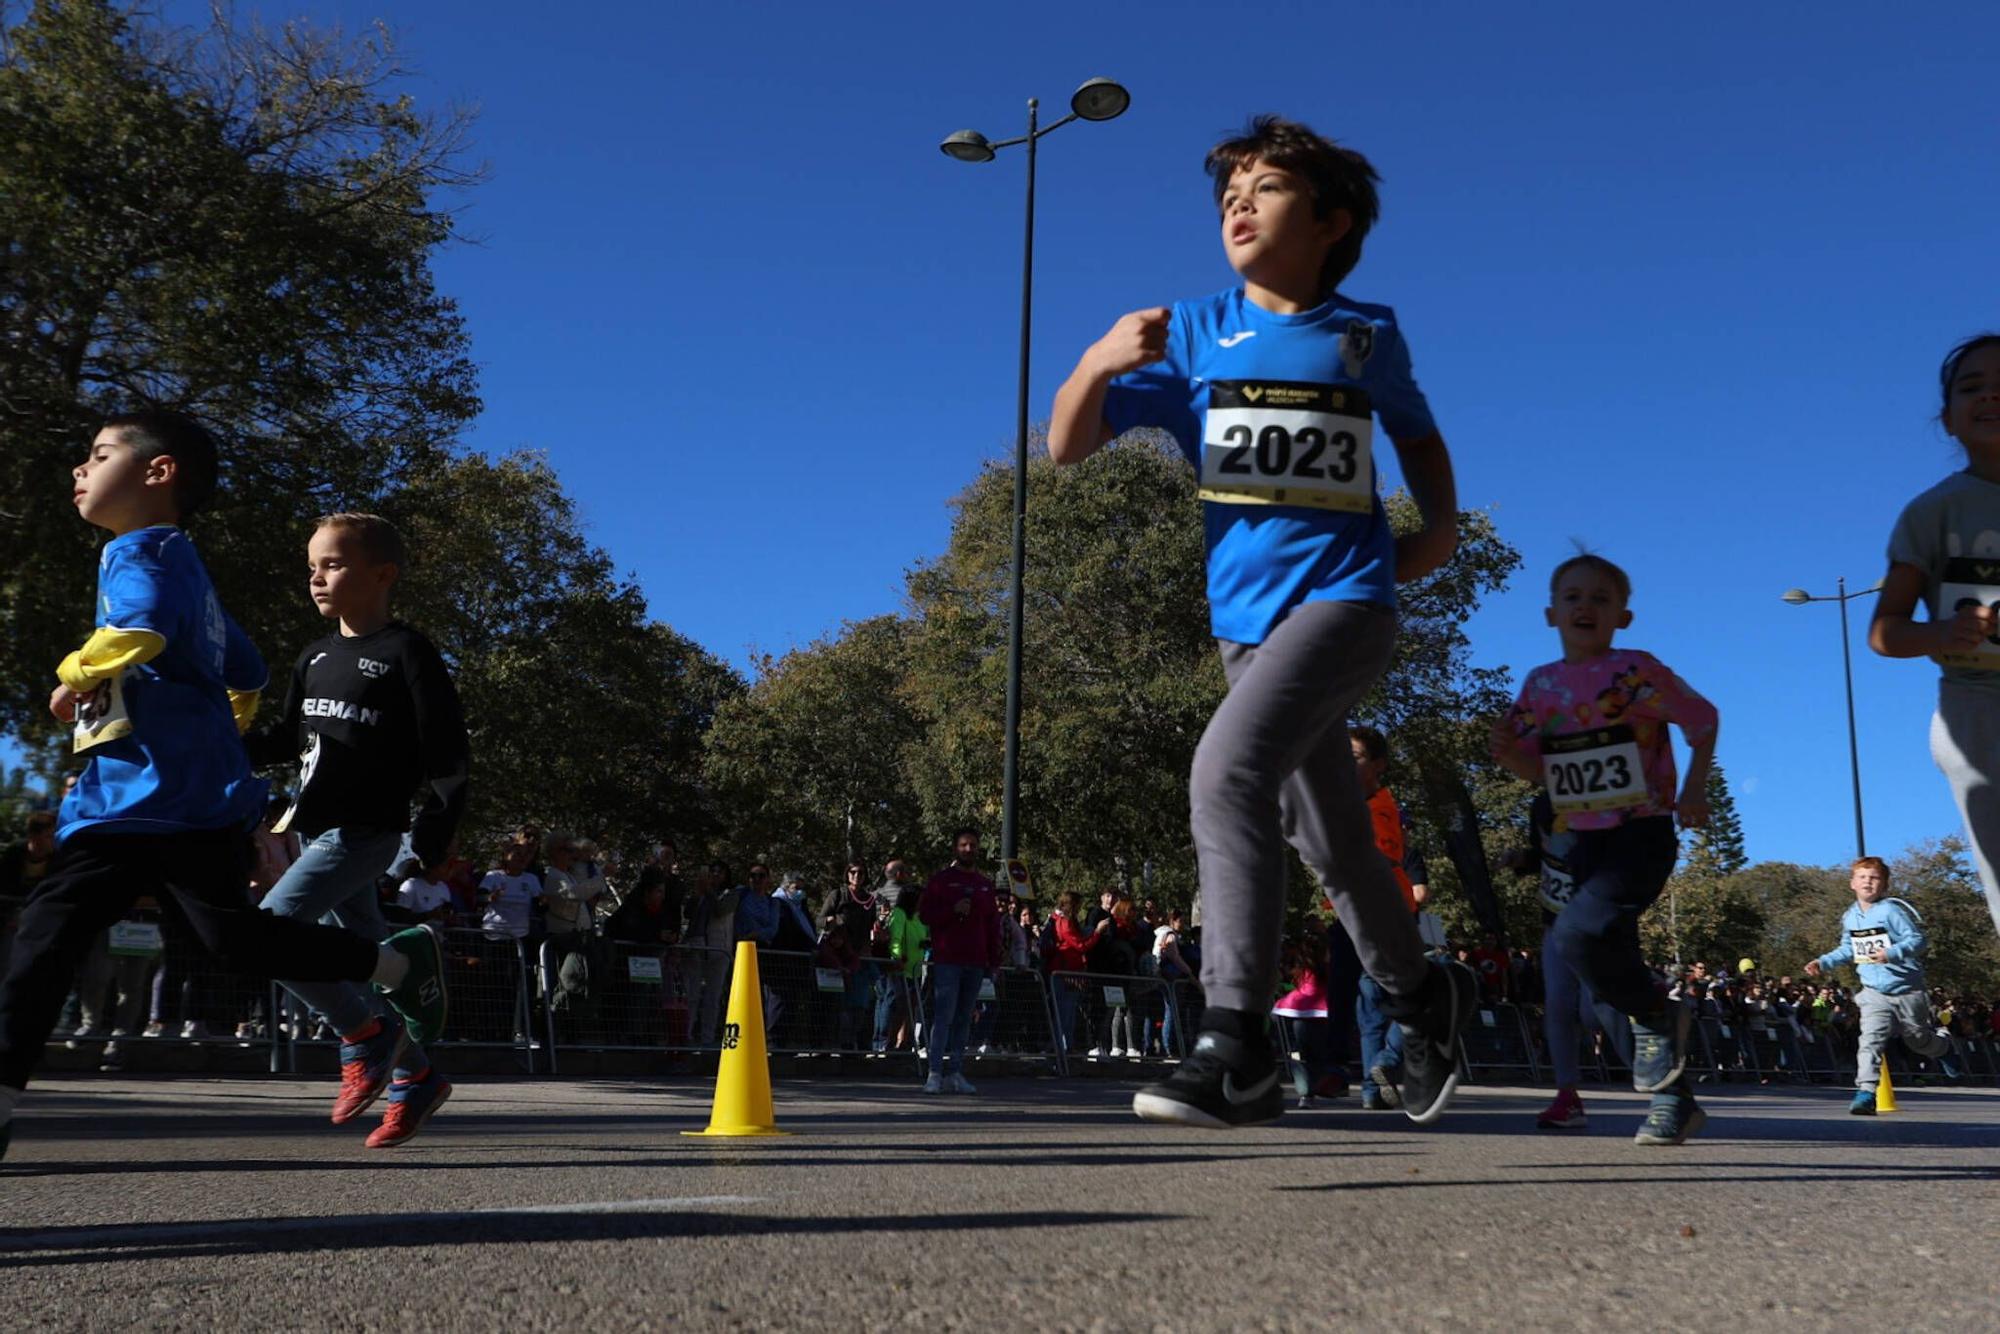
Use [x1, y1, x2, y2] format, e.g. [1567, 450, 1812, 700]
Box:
[681, 1126, 794, 1138]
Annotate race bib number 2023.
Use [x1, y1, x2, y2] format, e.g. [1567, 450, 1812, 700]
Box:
[1199, 380, 1374, 513]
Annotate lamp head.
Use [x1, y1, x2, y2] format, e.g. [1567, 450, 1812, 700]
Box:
[1070, 77, 1130, 122]
[1780, 588, 1811, 606]
[940, 130, 996, 163]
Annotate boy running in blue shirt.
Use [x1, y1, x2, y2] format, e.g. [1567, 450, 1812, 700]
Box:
[1050, 116, 1476, 1129]
[0, 412, 445, 1160]
[244, 513, 469, 1147]
[1804, 856, 1957, 1114]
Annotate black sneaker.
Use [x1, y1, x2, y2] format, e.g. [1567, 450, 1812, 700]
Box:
[1131, 1029, 1284, 1128]
[1633, 1090, 1707, 1146]
[1631, 1004, 1691, 1094]
[1394, 959, 1476, 1126]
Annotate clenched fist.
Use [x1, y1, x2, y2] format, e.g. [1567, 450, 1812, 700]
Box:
[1088, 307, 1171, 379]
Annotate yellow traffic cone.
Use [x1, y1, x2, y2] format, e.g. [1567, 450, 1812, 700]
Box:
[1875, 1064, 1899, 1114]
[683, 941, 792, 1138]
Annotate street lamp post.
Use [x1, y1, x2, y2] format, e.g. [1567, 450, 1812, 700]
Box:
[941, 78, 1130, 864]
[1781, 577, 1883, 859]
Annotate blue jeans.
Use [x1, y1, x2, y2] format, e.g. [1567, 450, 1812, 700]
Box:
[928, 963, 984, 1076]
[1052, 976, 1081, 1052]
[1356, 973, 1405, 1094]
[259, 826, 426, 1080]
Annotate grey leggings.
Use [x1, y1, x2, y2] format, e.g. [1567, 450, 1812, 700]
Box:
[1190, 600, 1429, 1015]
[1930, 681, 2000, 941]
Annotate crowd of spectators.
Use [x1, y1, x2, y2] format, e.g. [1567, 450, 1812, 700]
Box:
[8, 807, 2000, 1076]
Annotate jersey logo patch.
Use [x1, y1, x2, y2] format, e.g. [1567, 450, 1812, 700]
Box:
[358, 657, 391, 679]
[1218, 331, 1257, 348]
[1340, 320, 1374, 378]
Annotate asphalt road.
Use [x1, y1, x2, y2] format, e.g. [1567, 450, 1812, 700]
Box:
[3, 1073, 1997, 1331]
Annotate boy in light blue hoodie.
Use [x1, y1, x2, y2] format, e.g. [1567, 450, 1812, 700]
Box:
[1805, 856, 1957, 1114]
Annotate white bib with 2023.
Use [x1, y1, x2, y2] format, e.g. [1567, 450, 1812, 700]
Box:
[1543, 724, 1646, 816]
[1936, 556, 2000, 669]
[1199, 379, 1373, 513]
[73, 672, 134, 754]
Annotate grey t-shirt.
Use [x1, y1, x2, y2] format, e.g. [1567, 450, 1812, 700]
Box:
[1888, 469, 2000, 693]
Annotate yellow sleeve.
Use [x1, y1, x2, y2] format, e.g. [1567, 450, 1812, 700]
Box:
[56, 626, 168, 692]
[227, 688, 261, 734]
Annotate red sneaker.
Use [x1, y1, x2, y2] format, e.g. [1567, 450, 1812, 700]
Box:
[330, 1018, 405, 1125]
[365, 1072, 452, 1148]
[1536, 1088, 1587, 1130]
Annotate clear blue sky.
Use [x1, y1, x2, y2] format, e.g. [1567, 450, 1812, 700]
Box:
[114, 0, 1997, 868]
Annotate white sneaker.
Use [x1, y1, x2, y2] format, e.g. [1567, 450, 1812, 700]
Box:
[142, 1022, 165, 1039]
[1088, 1046, 1106, 1057]
[948, 1072, 977, 1095]
[180, 1020, 211, 1040]
[922, 1072, 944, 1094]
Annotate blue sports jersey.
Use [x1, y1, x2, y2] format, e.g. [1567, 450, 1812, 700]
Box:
[1101, 288, 1437, 644]
[58, 526, 269, 842]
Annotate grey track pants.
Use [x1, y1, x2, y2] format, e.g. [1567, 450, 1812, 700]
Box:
[1190, 600, 1429, 1015]
[1855, 987, 1948, 1091]
[1930, 680, 2000, 941]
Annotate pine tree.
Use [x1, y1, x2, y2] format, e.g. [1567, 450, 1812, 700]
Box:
[1681, 761, 1748, 879]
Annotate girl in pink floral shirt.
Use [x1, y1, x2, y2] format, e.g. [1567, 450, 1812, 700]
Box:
[1491, 553, 1719, 1148]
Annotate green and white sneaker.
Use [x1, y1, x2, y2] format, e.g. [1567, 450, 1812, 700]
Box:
[376, 925, 448, 1046]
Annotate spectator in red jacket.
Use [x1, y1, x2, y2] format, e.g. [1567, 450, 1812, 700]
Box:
[917, 828, 1001, 1095]
[1042, 890, 1099, 1052]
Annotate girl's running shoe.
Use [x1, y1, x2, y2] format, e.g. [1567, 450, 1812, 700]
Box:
[365, 1070, 452, 1148]
[1536, 1087, 1587, 1130]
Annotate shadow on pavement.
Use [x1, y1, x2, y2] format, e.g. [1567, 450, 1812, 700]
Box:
[0, 1207, 1179, 1268]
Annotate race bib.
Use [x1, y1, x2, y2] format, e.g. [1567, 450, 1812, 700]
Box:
[1538, 853, 1577, 913]
[1198, 380, 1373, 513]
[108, 920, 163, 958]
[1543, 725, 1646, 815]
[73, 673, 134, 754]
[1936, 557, 2000, 669]
[1849, 926, 1889, 963]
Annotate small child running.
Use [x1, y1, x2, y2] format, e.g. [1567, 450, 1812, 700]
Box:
[1050, 114, 1476, 1130]
[0, 412, 444, 1160]
[243, 512, 470, 1146]
[1868, 333, 2000, 945]
[1804, 857, 1956, 1114]
[1492, 553, 1718, 1146]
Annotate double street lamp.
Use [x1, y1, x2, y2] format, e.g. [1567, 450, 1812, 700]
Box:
[940, 78, 1131, 863]
[1780, 577, 1883, 858]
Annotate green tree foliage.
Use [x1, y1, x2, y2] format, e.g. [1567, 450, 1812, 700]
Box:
[1640, 870, 1768, 972]
[1, 0, 479, 734]
[1889, 838, 2000, 997]
[702, 616, 927, 876]
[897, 433, 1525, 913]
[385, 452, 742, 862]
[1680, 760, 1748, 879]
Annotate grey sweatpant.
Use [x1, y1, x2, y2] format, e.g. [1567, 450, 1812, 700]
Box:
[1190, 600, 1429, 1015]
[1930, 680, 2000, 941]
[1855, 987, 1948, 1091]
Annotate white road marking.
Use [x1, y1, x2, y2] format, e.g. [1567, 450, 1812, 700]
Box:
[0, 1196, 766, 1252]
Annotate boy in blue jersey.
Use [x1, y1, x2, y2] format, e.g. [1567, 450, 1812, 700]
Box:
[1805, 856, 1957, 1114]
[1050, 115, 1476, 1129]
[0, 411, 445, 1161]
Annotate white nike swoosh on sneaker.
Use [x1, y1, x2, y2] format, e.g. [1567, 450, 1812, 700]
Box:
[1218, 331, 1256, 348]
[1222, 1070, 1278, 1104]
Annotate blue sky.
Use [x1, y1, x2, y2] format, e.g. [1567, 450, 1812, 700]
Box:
[93, 1, 2000, 867]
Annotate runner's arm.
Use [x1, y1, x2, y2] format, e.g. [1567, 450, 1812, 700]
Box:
[1869, 561, 1988, 657]
[1389, 432, 1457, 582]
[1049, 307, 1171, 465]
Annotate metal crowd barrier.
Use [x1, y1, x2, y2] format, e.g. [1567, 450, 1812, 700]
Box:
[1458, 1002, 1539, 1079]
[536, 938, 725, 1065]
[1045, 970, 1185, 1066]
[920, 963, 1065, 1070]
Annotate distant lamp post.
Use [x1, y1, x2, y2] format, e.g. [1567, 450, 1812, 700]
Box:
[1781, 577, 1883, 858]
[939, 78, 1130, 864]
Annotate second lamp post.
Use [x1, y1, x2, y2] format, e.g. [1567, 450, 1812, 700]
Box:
[941, 77, 1130, 864]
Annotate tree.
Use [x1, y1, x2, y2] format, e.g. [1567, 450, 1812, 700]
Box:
[1639, 870, 1767, 972]
[901, 432, 1526, 913]
[384, 452, 742, 862]
[1889, 838, 2000, 997]
[1, 0, 478, 738]
[702, 616, 928, 876]
[1680, 761, 1747, 879]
